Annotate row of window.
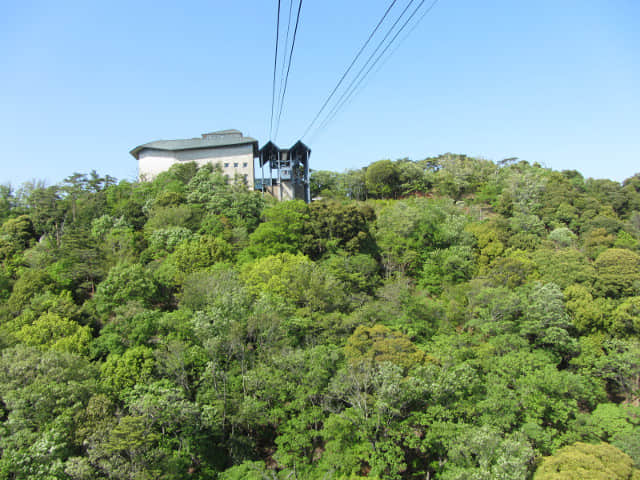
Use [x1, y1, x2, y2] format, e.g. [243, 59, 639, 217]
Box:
[223, 162, 249, 168]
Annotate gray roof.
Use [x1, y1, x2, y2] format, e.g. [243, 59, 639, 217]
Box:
[130, 129, 259, 159]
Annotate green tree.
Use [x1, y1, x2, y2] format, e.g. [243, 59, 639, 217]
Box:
[374, 198, 471, 276]
[91, 215, 139, 266]
[144, 204, 198, 232]
[583, 227, 616, 260]
[396, 159, 431, 196]
[345, 324, 425, 370]
[520, 282, 578, 360]
[169, 235, 234, 275]
[16, 312, 92, 355]
[105, 180, 148, 229]
[594, 339, 640, 402]
[310, 169, 340, 198]
[548, 227, 577, 248]
[0, 183, 15, 222]
[308, 200, 377, 257]
[0, 346, 98, 479]
[594, 248, 640, 298]
[366, 160, 400, 199]
[119, 380, 210, 477]
[6, 269, 55, 315]
[589, 403, 640, 465]
[48, 227, 106, 300]
[243, 200, 312, 259]
[240, 253, 346, 313]
[90, 305, 162, 358]
[25, 184, 66, 243]
[534, 442, 639, 480]
[432, 154, 497, 200]
[92, 263, 159, 317]
[321, 361, 416, 478]
[218, 461, 271, 480]
[180, 265, 251, 313]
[614, 230, 639, 250]
[564, 284, 611, 334]
[467, 220, 507, 266]
[0, 215, 37, 265]
[185, 162, 228, 204]
[322, 251, 380, 294]
[486, 250, 536, 289]
[610, 297, 640, 336]
[476, 348, 603, 451]
[100, 346, 155, 398]
[440, 426, 534, 480]
[420, 245, 475, 294]
[533, 248, 596, 290]
[99, 415, 162, 479]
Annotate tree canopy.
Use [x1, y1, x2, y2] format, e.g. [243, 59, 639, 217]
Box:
[1, 158, 640, 479]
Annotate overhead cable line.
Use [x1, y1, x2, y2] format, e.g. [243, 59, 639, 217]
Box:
[309, 0, 440, 142]
[300, 0, 400, 139]
[269, 0, 282, 139]
[273, 0, 304, 141]
[304, 0, 420, 140]
[344, 0, 443, 115]
[275, 0, 295, 126]
[316, 0, 440, 137]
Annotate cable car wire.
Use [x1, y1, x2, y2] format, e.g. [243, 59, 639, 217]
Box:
[275, 0, 295, 130]
[273, 0, 304, 141]
[309, 0, 440, 141]
[269, 0, 282, 140]
[300, 0, 400, 140]
[315, 0, 439, 138]
[308, 0, 421, 139]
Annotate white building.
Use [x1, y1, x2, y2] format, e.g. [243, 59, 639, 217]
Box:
[130, 129, 258, 185]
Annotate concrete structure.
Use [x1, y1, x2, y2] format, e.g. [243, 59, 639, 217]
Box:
[130, 130, 311, 203]
[257, 141, 311, 202]
[130, 130, 258, 185]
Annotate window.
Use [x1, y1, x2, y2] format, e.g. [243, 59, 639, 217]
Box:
[224, 163, 229, 168]
[233, 162, 239, 168]
[243, 162, 248, 168]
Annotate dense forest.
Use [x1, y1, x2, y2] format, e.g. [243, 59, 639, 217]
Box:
[1, 155, 640, 479]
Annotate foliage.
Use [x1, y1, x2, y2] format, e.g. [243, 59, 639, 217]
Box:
[366, 160, 401, 199]
[16, 312, 92, 355]
[0, 215, 37, 264]
[240, 252, 346, 313]
[594, 248, 640, 298]
[1, 160, 640, 479]
[440, 426, 533, 480]
[169, 235, 234, 275]
[91, 263, 159, 317]
[308, 200, 377, 257]
[533, 442, 639, 479]
[243, 200, 312, 258]
[345, 324, 425, 370]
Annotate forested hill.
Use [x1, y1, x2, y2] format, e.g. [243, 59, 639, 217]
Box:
[1, 156, 640, 480]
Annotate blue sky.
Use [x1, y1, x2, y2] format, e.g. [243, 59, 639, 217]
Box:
[1, 0, 638, 187]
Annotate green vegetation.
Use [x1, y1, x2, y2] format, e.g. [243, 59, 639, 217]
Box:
[1, 158, 640, 479]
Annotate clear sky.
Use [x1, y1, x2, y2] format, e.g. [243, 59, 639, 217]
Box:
[1, 0, 638, 187]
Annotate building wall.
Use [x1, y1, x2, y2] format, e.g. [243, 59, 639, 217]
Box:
[138, 144, 255, 186]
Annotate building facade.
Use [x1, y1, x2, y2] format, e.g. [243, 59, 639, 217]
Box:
[130, 130, 311, 202]
[130, 130, 258, 186]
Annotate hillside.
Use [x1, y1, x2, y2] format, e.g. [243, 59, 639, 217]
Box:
[1, 157, 640, 479]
